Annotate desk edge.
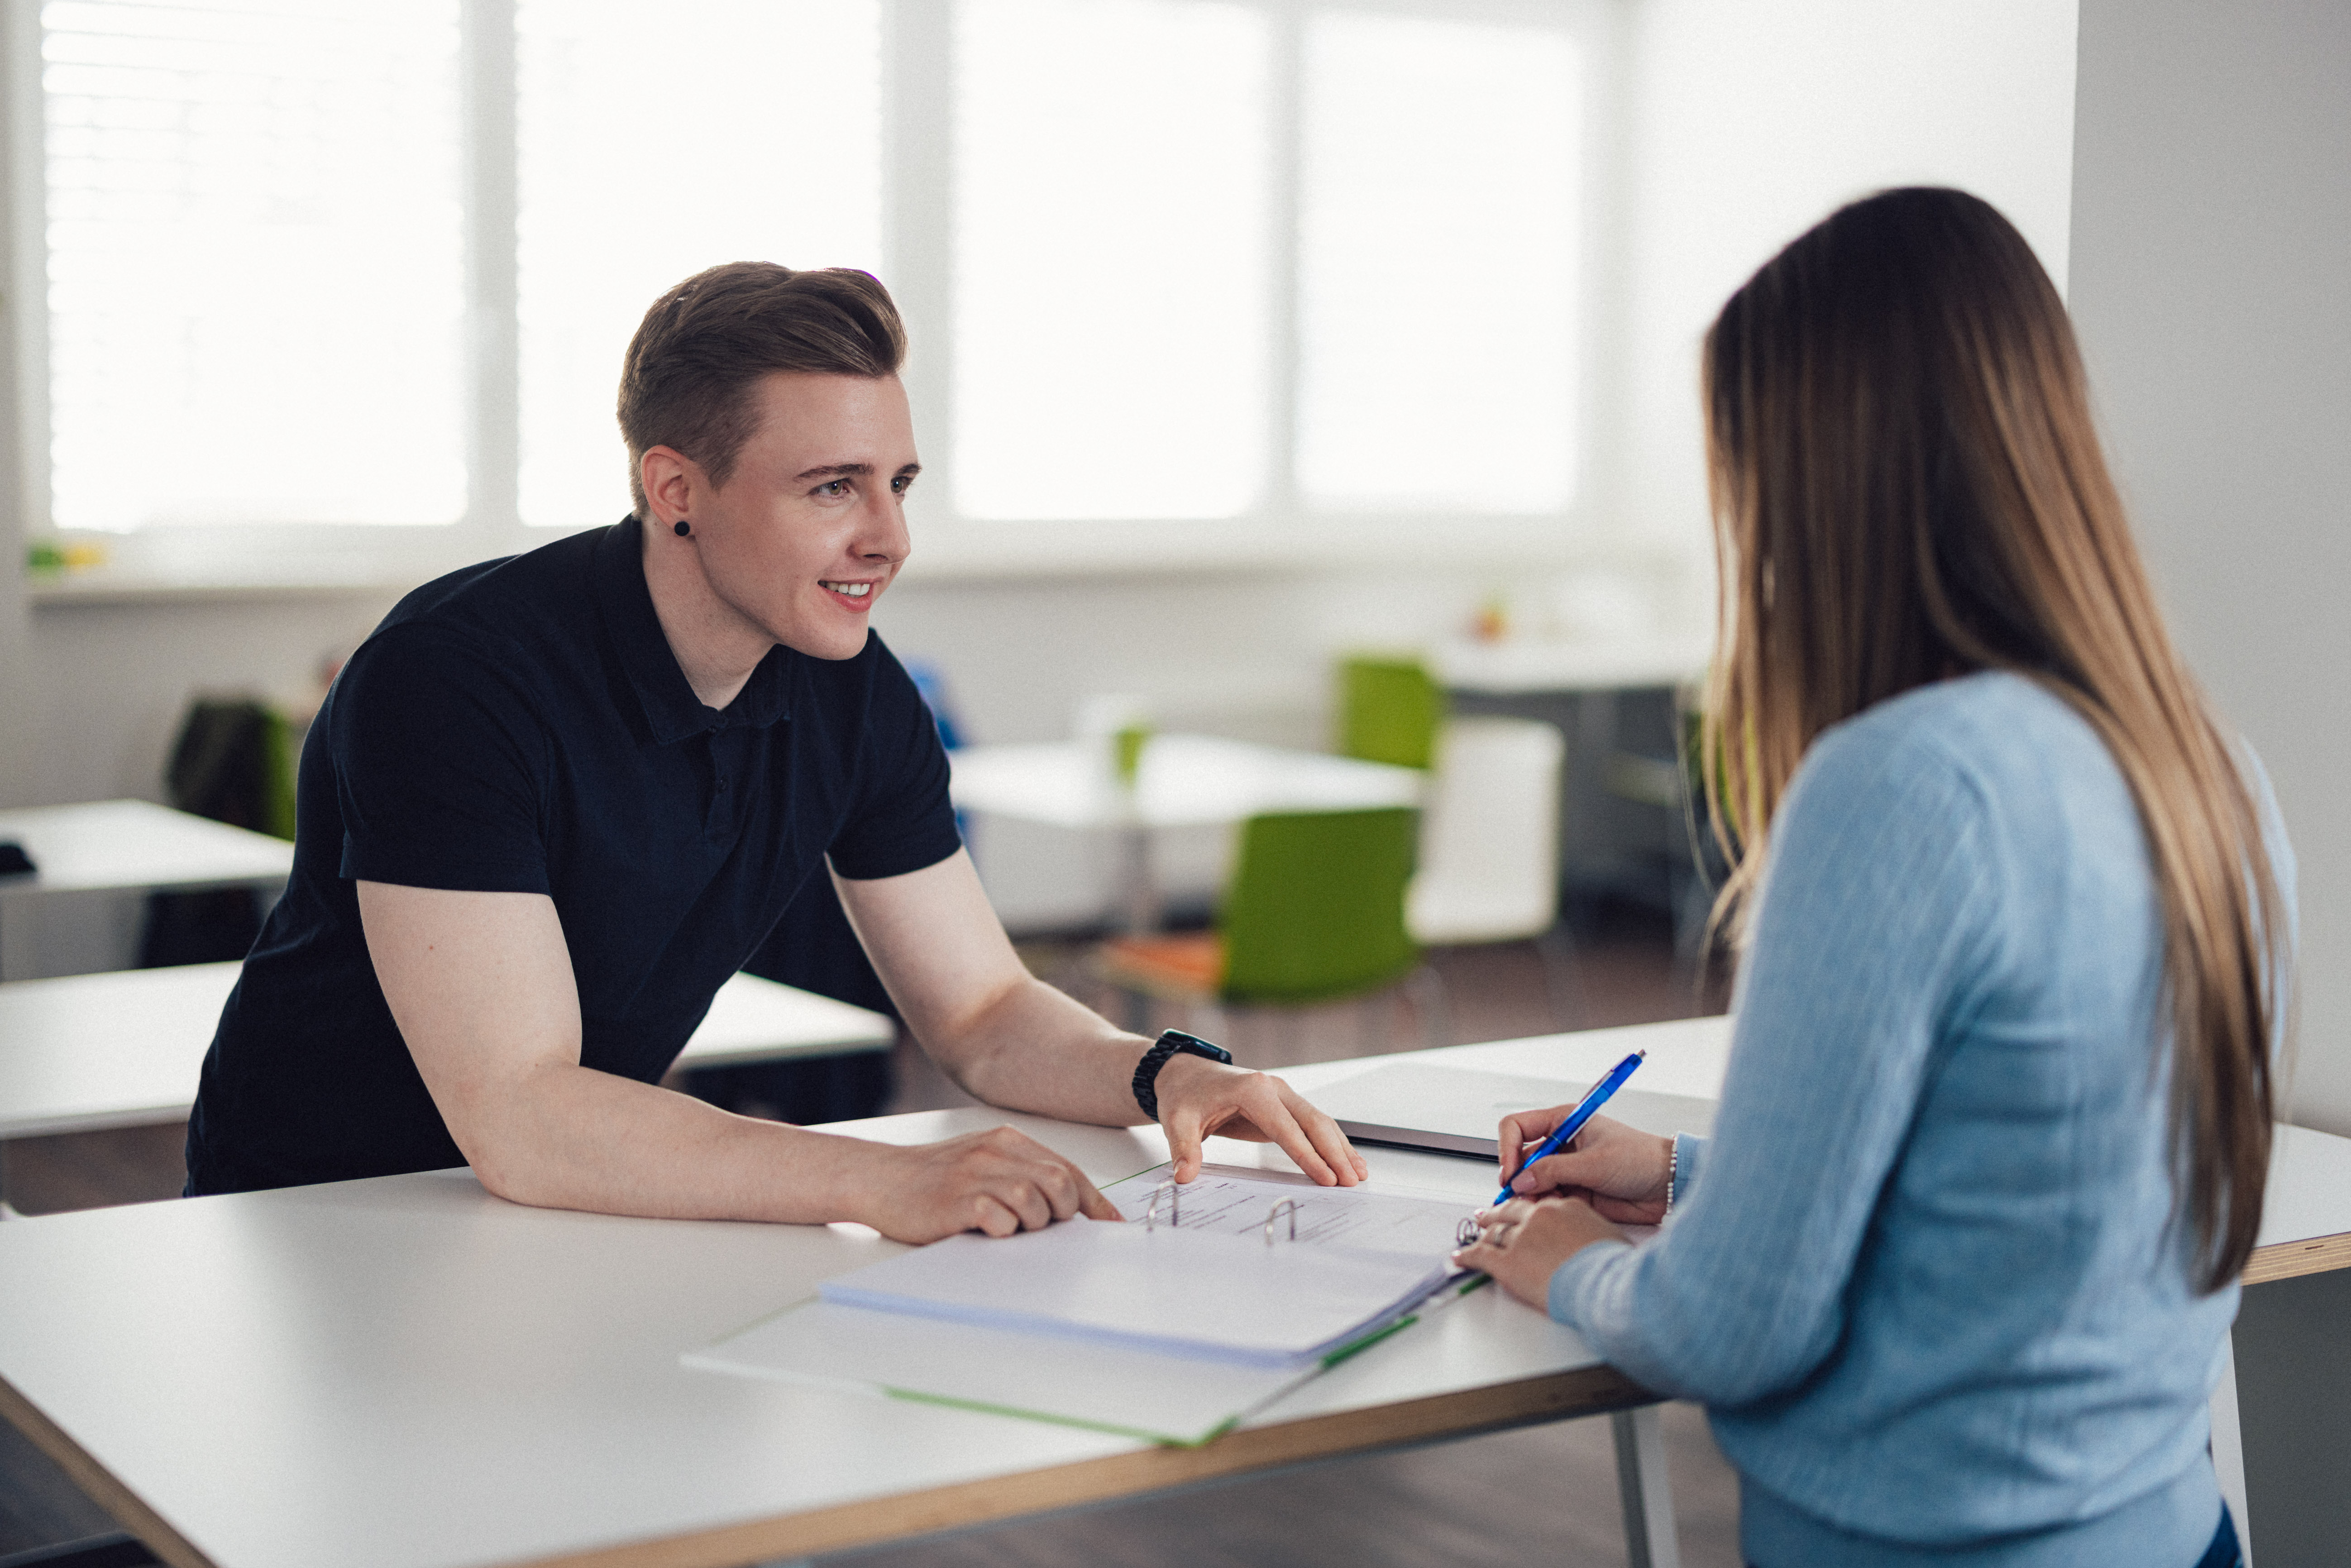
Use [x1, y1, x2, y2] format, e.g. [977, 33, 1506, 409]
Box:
[2243, 1229, 2351, 1287]
[0, 1373, 217, 1568]
[504, 1363, 1655, 1568]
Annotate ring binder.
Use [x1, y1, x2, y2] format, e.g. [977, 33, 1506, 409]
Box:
[1263, 1199, 1300, 1245]
[1145, 1180, 1182, 1231]
[1454, 1214, 1483, 1248]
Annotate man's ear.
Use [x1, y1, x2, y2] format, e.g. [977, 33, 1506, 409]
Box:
[639, 445, 701, 526]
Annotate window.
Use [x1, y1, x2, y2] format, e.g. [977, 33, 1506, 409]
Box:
[15, 0, 1607, 577]
[515, 0, 884, 528]
[40, 0, 466, 531]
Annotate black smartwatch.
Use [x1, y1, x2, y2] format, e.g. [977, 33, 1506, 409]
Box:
[1131, 1029, 1233, 1122]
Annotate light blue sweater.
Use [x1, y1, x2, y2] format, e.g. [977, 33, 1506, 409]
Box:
[1548, 673, 2291, 1568]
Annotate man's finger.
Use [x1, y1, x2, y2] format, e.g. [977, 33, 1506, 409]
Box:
[1250, 1095, 1338, 1186]
[1079, 1176, 1122, 1222]
[1162, 1104, 1208, 1183]
[1004, 1178, 1054, 1232]
[1037, 1159, 1085, 1222]
[1285, 1093, 1362, 1187]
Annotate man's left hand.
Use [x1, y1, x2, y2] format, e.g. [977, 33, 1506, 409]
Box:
[1153, 1054, 1369, 1186]
[1450, 1195, 1629, 1306]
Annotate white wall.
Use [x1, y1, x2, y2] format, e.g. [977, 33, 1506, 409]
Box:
[1618, 0, 2081, 574]
[2068, 0, 2351, 1137]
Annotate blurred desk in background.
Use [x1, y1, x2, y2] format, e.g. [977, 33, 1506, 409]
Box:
[1430, 637, 1711, 919]
[1428, 634, 1710, 697]
[950, 734, 1424, 934]
[0, 962, 894, 1211]
[0, 800, 295, 980]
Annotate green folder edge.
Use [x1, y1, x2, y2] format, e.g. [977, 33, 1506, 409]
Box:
[876, 1272, 1494, 1449]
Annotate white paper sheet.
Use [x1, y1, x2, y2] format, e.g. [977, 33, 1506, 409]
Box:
[1099, 1163, 1475, 1256]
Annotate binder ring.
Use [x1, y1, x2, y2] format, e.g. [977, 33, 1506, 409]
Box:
[1263, 1198, 1300, 1245]
[1454, 1215, 1482, 1248]
[1145, 1180, 1181, 1231]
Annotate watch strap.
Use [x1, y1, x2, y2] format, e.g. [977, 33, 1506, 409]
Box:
[1131, 1029, 1233, 1122]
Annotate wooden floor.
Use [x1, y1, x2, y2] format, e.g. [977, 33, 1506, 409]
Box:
[0, 908, 1744, 1568]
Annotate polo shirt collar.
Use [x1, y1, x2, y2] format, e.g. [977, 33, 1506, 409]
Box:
[592, 515, 797, 745]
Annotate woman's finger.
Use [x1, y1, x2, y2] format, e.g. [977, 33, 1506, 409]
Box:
[972, 1194, 1022, 1238]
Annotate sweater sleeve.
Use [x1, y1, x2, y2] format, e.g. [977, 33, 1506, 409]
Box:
[1546, 718, 2004, 1405]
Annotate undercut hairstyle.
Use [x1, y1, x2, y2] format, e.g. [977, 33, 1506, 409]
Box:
[1698, 186, 2290, 1294]
[616, 262, 908, 516]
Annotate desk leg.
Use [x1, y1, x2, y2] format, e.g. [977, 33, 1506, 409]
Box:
[2211, 1328, 2252, 1566]
[1610, 1405, 1682, 1568]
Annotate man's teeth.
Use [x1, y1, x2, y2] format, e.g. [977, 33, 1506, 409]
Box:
[822, 581, 871, 598]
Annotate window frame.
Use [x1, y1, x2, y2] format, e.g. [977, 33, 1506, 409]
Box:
[7, 0, 1625, 597]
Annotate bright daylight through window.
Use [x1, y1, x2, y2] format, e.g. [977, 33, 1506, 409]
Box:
[42, 0, 467, 531]
[516, 0, 883, 529]
[29, 0, 1590, 546]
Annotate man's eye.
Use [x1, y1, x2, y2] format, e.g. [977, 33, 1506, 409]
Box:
[817, 480, 851, 497]
[892, 476, 912, 493]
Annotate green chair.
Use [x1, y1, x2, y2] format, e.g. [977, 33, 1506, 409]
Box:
[1335, 656, 1443, 771]
[1094, 807, 1437, 1048]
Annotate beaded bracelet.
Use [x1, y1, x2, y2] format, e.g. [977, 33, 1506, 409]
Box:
[1663, 1134, 1679, 1218]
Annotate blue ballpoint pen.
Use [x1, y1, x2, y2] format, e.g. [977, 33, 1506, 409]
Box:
[1494, 1049, 1646, 1205]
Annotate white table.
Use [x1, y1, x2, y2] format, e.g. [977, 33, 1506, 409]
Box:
[0, 1094, 1659, 1568]
[0, 801, 297, 980]
[4, 1014, 2341, 1568]
[949, 734, 1425, 933]
[1429, 634, 1713, 697]
[0, 961, 892, 1151]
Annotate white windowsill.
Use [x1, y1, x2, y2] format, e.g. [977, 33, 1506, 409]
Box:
[24, 510, 1678, 606]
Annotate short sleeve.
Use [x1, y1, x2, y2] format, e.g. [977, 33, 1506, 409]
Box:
[825, 649, 963, 881]
[331, 624, 554, 894]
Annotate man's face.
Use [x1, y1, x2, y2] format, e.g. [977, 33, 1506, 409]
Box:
[691, 372, 918, 661]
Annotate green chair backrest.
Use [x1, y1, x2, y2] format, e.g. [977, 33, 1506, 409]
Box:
[1335, 656, 1443, 770]
[165, 698, 297, 841]
[1219, 807, 1421, 1004]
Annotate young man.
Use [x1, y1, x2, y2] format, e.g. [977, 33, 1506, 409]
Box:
[186, 263, 1364, 1241]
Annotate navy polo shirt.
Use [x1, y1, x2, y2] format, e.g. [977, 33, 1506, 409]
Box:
[185, 516, 960, 1194]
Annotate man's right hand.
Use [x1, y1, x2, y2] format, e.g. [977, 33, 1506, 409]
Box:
[853, 1125, 1121, 1243]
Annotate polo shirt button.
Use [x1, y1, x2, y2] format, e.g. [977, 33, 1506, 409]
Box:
[715, 777, 728, 790]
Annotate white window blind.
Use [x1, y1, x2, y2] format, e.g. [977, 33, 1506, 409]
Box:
[514, 0, 884, 529]
[42, 0, 467, 531]
[1297, 12, 1582, 512]
[951, 0, 1272, 522]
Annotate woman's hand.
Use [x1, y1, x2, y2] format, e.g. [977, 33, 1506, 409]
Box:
[1452, 1195, 1629, 1306]
[1498, 1109, 1673, 1224]
[1153, 1054, 1369, 1186]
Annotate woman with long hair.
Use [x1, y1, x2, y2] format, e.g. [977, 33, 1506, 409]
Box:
[1453, 186, 2291, 1568]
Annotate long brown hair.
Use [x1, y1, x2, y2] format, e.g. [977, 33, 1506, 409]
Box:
[1700, 187, 2288, 1291]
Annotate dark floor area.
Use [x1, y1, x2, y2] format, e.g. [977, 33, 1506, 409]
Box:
[0, 904, 1741, 1567]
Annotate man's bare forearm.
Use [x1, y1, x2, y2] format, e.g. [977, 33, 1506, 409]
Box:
[468, 1061, 884, 1222]
[916, 974, 1155, 1129]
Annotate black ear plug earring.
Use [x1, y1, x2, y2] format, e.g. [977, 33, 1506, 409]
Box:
[673, 519, 691, 537]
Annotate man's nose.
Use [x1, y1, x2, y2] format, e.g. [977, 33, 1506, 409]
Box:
[856, 488, 911, 562]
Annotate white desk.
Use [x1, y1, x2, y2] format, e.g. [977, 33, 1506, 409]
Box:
[0, 801, 296, 980]
[5, 1014, 2341, 1568]
[950, 735, 1426, 933]
[0, 1103, 1646, 1568]
[0, 963, 894, 1143]
[1429, 634, 1712, 697]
